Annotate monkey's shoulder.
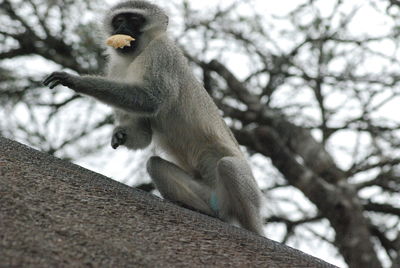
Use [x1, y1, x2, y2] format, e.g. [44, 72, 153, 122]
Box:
[144, 35, 188, 70]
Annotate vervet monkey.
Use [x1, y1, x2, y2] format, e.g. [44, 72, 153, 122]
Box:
[43, 0, 264, 235]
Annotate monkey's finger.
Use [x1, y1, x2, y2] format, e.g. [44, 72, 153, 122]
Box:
[111, 137, 121, 149]
[43, 72, 68, 86]
[111, 131, 127, 149]
[111, 142, 119, 149]
[42, 74, 60, 86]
[48, 80, 61, 89]
[42, 75, 55, 86]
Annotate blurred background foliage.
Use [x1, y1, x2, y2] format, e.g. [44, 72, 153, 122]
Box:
[1, 0, 400, 267]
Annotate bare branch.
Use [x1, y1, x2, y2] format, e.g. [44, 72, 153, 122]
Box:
[364, 201, 400, 217]
[0, 47, 32, 59]
[349, 159, 400, 177]
[207, 59, 262, 111]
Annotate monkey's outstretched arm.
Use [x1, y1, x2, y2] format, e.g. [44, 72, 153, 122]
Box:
[42, 71, 162, 114]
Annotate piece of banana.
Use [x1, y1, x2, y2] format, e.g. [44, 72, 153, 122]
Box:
[106, 34, 135, 49]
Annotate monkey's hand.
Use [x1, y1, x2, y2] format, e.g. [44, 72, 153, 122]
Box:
[42, 71, 78, 90]
[111, 127, 127, 149]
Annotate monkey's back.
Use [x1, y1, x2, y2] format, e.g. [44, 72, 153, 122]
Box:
[147, 36, 243, 178]
[152, 89, 242, 181]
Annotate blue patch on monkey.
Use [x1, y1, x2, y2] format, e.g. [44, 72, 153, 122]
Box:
[210, 192, 219, 213]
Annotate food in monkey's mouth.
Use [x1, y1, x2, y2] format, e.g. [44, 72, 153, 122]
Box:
[106, 34, 135, 49]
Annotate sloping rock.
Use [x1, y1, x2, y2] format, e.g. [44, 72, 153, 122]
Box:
[0, 137, 336, 267]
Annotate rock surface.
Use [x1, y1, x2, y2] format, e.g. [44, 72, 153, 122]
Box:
[0, 137, 336, 267]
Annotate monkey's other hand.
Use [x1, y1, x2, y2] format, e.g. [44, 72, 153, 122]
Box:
[42, 71, 77, 90]
[111, 128, 127, 149]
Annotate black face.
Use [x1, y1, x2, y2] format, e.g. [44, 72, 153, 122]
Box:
[111, 12, 146, 54]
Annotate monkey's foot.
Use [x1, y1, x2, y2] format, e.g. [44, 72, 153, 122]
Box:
[111, 130, 127, 149]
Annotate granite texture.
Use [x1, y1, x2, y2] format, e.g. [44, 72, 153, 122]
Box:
[0, 137, 337, 267]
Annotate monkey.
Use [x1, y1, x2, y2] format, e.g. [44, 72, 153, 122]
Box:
[42, 0, 264, 235]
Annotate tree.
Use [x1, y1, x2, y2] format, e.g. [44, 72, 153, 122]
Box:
[1, 0, 399, 267]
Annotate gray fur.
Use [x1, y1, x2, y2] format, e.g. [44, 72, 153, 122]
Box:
[42, 0, 264, 235]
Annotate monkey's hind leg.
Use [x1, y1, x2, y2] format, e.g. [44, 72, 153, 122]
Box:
[146, 156, 215, 216]
[216, 156, 264, 235]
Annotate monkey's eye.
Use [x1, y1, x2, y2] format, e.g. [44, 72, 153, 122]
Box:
[128, 16, 142, 24]
[113, 17, 125, 27]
